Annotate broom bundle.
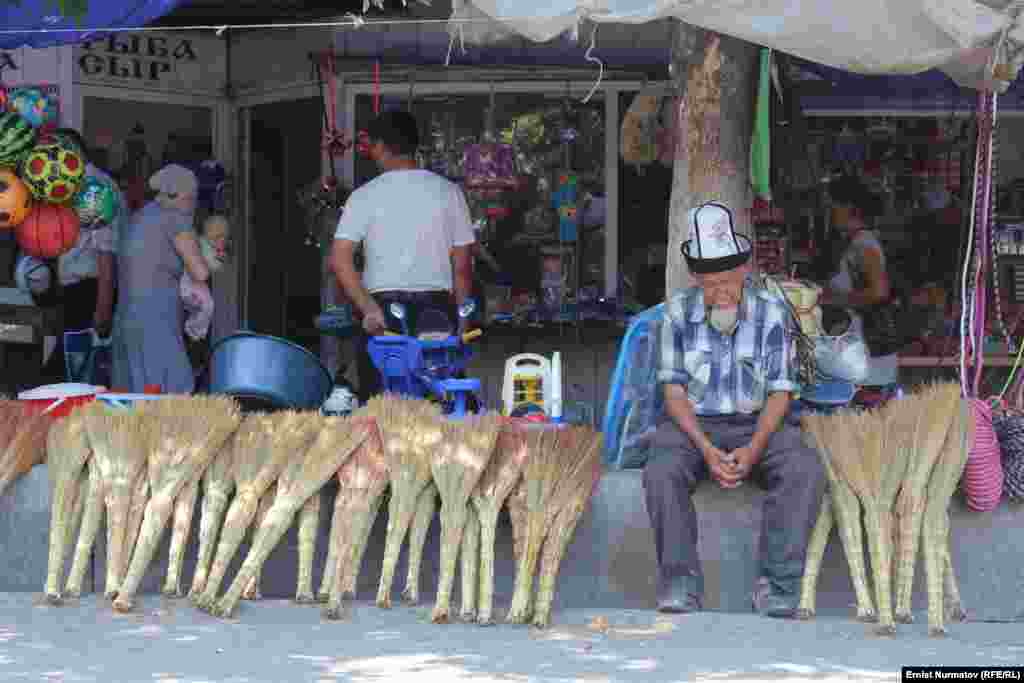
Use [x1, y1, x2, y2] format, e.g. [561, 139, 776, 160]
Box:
[506, 426, 589, 625]
[531, 426, 602, 629]
[0, 400, 24, 457]
[472, 423, 529, 625]
[369, 395, 443, 609]
[43, 408, 93, 604]
[64, 459, 103, 598]
[428, 415, 501, 623]
[113, 396, 241, 612]
[80, 403, 152, 599]
[893, 381, 960, 624]
[798, 414, 874, 622]
[213, 415, 370, 618]
[0, 405, 55, 497]
[322, 413, 390, 620]
[922, 397, 973, 636]
[192, 410, 320, 612]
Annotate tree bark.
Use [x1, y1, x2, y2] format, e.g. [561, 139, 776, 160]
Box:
[666, 28, 759, 294]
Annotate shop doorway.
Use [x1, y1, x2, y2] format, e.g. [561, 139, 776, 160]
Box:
[82, 96, 213, 212]
[246, 98, 324, 349]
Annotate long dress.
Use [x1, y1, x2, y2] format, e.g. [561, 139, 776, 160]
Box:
[111, 201, 196, 394]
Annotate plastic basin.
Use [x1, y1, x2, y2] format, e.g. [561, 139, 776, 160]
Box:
[18, 383, 105, 418]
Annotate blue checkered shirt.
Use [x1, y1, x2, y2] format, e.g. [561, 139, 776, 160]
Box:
[657, 282, 800, 416]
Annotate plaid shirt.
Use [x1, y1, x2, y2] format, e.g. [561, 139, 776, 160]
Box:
[657, 282, 800, 416]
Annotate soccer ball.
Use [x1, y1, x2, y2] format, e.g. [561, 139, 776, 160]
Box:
[19, 143, 84, 204]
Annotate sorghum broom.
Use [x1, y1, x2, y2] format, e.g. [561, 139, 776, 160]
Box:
[164, 480, 199, 598]
[471, 423, 529, 625]
[192, 410, 319, 612]
[113, 396, 241, 612]
[507, 428, 568, 624]
[43, 409, 93, 604]
[81, 404, 150, 599]
[372, 395, 444, 609]
[0, 401, 23, 454]
[213, 415, 369, 618]
[532, 426, 603, 629]
[460, 505, 481, 622]
[430, 415, 501, 623]
[401, 482, 437, 606]
[322, 415, 390, 620]
[0, 408, 54, 497]
[64, 460, 103, 597]
[242, 482, 276, 600]
[827, 409, 899, 634]
[295, 485, 323, 604]
[922, 397, 973, 636]
[189, 436, 237, 597]
[797, 414, 874, 622]
[894, 381, 960, 624]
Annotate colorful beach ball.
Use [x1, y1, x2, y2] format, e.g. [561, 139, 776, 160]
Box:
[73, 175, 119, 227]
[20, 143, 84, 204]
[7, 88, 55, 129]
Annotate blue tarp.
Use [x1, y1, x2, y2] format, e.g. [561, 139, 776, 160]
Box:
[0, 0, 186, 51]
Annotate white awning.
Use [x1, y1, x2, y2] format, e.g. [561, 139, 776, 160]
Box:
[447, 0, 1024, 91]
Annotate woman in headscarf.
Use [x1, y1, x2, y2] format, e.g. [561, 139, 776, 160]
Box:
[111, 164, 210, 393]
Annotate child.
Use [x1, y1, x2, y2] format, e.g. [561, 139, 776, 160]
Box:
[181, 214, 228, 342]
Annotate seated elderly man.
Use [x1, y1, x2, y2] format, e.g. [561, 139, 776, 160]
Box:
[643, 201, 825, 618]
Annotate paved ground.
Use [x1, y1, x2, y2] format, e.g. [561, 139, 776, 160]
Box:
[0, 593, 1021, 682]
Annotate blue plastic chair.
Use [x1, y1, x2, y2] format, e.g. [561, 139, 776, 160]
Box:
[601, 304, 665, 469]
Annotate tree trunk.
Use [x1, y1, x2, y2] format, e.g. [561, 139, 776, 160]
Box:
[666, 28, 759, 294]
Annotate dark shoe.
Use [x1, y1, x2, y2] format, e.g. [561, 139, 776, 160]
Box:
[753, 576, 799, 619]
[656, 576, 702, 614]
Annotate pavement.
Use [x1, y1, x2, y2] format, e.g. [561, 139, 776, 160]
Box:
[0, 593, 1021, 683]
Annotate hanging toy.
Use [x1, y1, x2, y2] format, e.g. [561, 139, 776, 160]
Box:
[0, 110, 37, 167]
[20, 142, 84, 204]
[72, 175, 119, 228]
[551, 172, 578, 242]
[0, 167, 33, 229]
[16, 203, 80, 258]
[7, 87, 56, 129]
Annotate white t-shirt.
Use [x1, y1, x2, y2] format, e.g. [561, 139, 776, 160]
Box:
[333, 169, 476, 293]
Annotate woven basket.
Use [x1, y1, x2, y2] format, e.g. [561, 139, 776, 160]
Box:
[992, 407, 1024, 501]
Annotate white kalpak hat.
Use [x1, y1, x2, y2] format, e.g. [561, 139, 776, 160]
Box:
[681, 201, 752, 274]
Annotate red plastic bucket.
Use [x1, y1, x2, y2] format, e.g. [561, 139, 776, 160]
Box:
[17, 383, 104, 418]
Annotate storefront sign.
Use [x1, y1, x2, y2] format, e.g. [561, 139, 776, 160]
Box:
[77, 35, 197, 82]
[73, 33, 224, 94]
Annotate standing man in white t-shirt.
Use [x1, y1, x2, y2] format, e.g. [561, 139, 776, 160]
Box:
[331, 110, 476, 402]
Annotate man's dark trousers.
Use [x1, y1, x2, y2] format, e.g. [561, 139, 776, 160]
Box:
[642, 413, 826, 596]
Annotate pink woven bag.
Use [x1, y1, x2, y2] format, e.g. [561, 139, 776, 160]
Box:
[962, 398, 1004, 512]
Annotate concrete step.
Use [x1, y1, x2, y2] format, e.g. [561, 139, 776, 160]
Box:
[2, 465, 1022, 621]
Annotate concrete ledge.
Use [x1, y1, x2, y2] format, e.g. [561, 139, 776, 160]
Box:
[3, 466, 1023, 621]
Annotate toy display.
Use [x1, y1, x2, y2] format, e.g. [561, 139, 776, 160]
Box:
[0, 167, 33, 228]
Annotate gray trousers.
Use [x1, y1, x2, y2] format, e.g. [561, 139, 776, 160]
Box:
[642, 413, 825, 593]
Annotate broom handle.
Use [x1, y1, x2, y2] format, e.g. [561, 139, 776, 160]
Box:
[65, 464, 104, 597]
[190, 487, 231, 596]
[474, 504, 501, 625]
[115, 493, 176, 607]
[45, 475, 80, 600]
[460, 505, 480, 620]
[216, 503, 298, 616]
[164, 481, 200, 597]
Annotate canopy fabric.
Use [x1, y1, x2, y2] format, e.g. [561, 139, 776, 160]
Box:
[448, 0, 1024, 92]
[0, 0, 186, 51]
